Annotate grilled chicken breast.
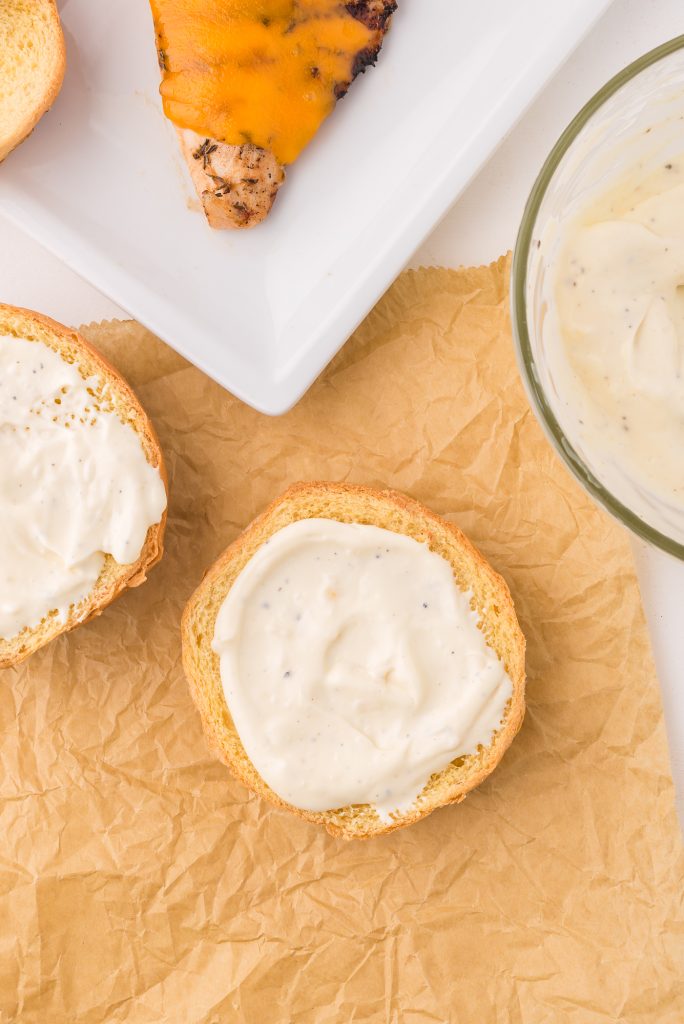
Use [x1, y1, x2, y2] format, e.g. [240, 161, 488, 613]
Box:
[155, 1, 397, 229]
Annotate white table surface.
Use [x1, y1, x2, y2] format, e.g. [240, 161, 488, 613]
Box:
[0, 0, 682, 825]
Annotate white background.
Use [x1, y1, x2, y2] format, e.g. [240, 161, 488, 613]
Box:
[0, 0, 682, 824]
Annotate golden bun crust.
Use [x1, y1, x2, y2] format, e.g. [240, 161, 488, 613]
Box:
[0, 0, 66, 163]
[0, 304, 167, 668]
[182, 482, 526, 839]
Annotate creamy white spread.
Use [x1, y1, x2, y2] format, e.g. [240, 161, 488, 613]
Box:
[0, 335, 167, 639]
[212, 518, 513, 820]
[554, 158, 684, 523]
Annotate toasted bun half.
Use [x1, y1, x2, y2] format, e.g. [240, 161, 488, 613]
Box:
[0, 305, 167, 668]
[0, 0, 66, 163]
[182, 483, 525, 839]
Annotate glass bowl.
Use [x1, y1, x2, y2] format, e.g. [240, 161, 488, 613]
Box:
[512, 35, 684, 560]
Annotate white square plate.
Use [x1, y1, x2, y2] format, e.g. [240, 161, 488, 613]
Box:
[0, 0, 612, 413]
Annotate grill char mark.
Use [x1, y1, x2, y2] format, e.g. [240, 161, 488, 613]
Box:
[346, 0, 398, 33]
[335, 1, 396, 99]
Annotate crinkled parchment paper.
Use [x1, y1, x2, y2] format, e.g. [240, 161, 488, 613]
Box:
[1, 257, 682, 1023]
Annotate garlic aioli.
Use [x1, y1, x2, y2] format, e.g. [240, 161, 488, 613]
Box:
[212, 518, 513, 820]
[554, 158, 684, 520]
[0, 335, 167, 639]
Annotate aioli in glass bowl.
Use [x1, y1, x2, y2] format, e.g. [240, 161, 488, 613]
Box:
[554, 157, 684, 523]
[512, 35, 684, 558]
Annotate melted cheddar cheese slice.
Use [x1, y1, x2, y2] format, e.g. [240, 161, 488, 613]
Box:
[150, 0, 378, 165]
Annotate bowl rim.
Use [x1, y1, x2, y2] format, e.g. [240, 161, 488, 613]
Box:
[511, 33, 684, 561]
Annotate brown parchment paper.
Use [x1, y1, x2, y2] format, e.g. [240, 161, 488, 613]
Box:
[1, 256, 682, 1024]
